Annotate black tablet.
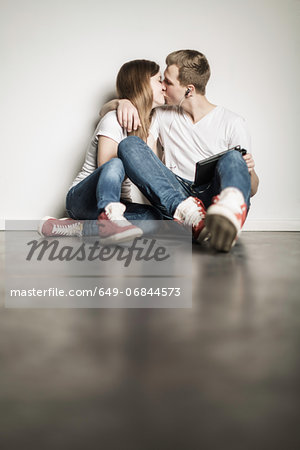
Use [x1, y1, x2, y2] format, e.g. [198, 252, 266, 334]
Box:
[193, 146, 247, 186]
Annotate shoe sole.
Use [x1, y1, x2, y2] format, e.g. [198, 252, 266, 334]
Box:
[195, 226, 210, 243]
[99, 228, 143, 245]
[205, 214, 237, 252]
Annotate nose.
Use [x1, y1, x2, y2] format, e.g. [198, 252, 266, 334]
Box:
[162, 81, 167, 91]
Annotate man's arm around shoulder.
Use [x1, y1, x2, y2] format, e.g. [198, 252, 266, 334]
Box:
[99, 99, 141, 132]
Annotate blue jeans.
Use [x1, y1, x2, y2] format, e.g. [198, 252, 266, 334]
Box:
[118, 136, 251, 219]
[66, 157, 162, 233]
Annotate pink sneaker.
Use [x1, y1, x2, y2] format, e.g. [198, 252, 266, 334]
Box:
[38, 216, 83, 237]
[205, 187, 247, 252]
[173, 196, 209, 242]
[97, 202, 143, 244]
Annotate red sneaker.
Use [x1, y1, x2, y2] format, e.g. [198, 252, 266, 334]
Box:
[97, 202, 143, 244]
[173, 196, 208, 242]
[38, 216, 83, 237]
[205, 187, 247, 252]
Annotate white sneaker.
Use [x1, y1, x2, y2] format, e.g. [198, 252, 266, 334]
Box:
[174, 196, 209, 243]
[205, 188, 247, 252]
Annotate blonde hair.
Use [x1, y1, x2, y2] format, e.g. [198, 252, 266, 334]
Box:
[166, 50, 210, 95]
[116, 59, 160, 141]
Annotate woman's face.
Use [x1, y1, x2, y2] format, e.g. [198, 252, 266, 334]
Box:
[150, 72, 166, 108]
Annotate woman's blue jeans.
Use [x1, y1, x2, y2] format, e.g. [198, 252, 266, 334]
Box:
[66, 158, 162, 233]
[118, 136, 251, 219]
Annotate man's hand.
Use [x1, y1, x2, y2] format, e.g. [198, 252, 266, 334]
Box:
[243, 153, 255, 173]
[242, 153, 259, 196]
[243, 153, 259, 196]
[117, 99, 141, 132]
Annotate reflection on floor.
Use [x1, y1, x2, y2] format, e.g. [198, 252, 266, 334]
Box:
[0, 231, 300, 450]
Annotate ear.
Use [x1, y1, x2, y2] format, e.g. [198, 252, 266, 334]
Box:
[185, 85, 194, 97]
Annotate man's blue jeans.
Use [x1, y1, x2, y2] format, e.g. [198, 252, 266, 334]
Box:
[66, 157, 162, 231]
[118, 136, 251, 219]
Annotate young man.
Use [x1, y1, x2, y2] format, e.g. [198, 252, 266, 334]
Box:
[115, 50, 259, 252]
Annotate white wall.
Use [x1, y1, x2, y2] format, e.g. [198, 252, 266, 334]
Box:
[1, 0, 299, 230]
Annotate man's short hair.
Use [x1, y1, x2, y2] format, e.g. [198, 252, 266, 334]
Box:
[166, 50, 210, 95]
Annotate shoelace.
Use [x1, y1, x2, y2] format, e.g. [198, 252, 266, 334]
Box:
[52, 222, 82, 236]
[212, 194, 246, 226]
[184, 205, 206, 228]
[213, 194, 241, 213]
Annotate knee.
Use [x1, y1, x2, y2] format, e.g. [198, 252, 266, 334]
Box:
[118, 136, 145, 160]
[102, 157, 125, 178]
[219, 149, 246, 169]
[107, 157, 124, 169]
[224, 149, 243, 161]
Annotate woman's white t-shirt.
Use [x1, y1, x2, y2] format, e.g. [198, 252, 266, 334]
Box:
[70, 111, 132, 200]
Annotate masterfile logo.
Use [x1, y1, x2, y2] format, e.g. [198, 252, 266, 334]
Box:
[5, 220, 193, 308]
[25, 237, 170, 267]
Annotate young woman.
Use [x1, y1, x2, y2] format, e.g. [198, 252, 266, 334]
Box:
[39, 60, 165, 243]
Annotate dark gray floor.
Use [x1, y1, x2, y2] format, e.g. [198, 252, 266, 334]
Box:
[0, 231, 300, 450]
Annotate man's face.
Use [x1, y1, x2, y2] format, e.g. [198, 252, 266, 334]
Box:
[163, 64, 186, 105]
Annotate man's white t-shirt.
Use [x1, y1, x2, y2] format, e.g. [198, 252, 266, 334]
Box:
[70, 111, 133, 201]
[150, 105, 251, 181]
